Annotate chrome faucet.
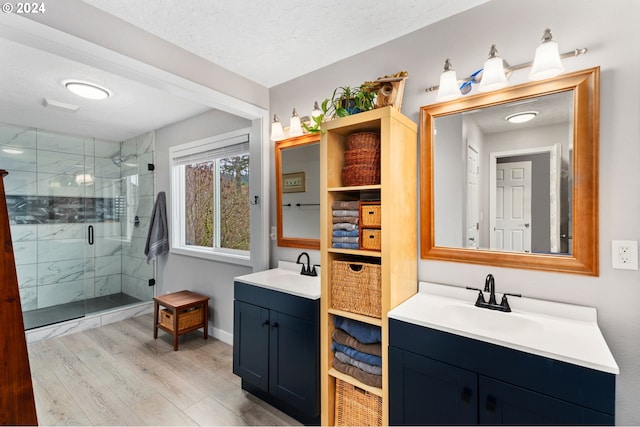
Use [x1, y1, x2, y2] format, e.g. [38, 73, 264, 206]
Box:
[296, 252, 317, 277]
[466, 274, 521, 312]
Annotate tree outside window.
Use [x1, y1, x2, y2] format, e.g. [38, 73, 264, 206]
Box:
[184, 153, 250, 251]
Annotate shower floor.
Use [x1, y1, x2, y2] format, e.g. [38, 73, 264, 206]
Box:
[23, 293, 144, 330]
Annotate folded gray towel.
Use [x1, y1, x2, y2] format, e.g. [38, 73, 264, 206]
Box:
[335, 351, 382, 375]
[332, 216, 359, 224]
[145, 191, 169, 263]
[332, 209, 359, 217]
[332, 236, 359, 244]
[332, 200, 360, 210]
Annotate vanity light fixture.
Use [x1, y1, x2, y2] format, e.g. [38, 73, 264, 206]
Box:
[436, 59, 461, 102]
[505, 111, 538, 124]
[478, 45, 509, 93]
[529, 28, 565, 81]
[270, 114, 285, 141]
[64, 80, 111, 100]
[426, 29, 587, 98]
[288, 108, 303, 137]
[311, 101, 322, 118]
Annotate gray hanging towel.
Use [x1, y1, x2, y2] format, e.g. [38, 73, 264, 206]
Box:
[145, 191, 169, 263]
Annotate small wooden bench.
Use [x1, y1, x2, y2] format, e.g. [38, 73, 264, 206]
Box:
[153, 290, 210, 351]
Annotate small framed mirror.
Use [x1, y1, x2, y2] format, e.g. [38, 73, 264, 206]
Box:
[275, 134, 321, 249]
[420, 67, 599, 275]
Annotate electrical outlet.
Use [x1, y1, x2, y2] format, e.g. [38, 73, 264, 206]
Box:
[612, 240, 639, 270]
[270, 226, 277, 241]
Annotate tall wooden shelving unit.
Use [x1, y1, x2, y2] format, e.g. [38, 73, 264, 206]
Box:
[320, 106, 418, 425]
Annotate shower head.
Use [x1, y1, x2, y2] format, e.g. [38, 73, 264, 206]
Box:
[111, 154, 135, 166]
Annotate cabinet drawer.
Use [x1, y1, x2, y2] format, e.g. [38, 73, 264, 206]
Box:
[360, 229, 381, 251]
[360, 204, 381, 227]
[389, 319, 615, 416]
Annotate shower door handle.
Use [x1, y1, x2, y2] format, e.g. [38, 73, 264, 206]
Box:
[88, 225, 94, 245]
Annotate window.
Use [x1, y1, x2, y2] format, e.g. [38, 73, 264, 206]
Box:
[170, 129, 253, 265]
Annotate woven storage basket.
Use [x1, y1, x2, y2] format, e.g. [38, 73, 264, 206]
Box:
[160, 307, 204, 331]
[331, 260, 382, 318]
[343, 148, 380, 166]
[345, 132, 380, 151]
[361, 229, 381, 251]
[342, 164, 380, 187]
[360, 204, 381, 227]
[335, 379, 382, 426]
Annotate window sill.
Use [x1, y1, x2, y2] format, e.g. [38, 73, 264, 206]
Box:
[170, 246, 252, 267]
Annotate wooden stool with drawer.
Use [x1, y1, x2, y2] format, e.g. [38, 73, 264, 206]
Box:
[153, 290, 210, 351]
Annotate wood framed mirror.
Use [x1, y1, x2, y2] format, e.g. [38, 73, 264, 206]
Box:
[275, 133, 321, 249]
[420, 67, 599, 275]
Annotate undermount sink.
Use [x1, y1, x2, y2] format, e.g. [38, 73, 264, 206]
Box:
[444, 304, 543, 337]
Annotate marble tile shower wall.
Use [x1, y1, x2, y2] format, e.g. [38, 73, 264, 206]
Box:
[120, 131, 155, 301]
[0, 123, 155, 311]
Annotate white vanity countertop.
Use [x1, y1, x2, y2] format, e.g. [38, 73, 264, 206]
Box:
[234, 261, 321, 300]
[388, 282, 619, 374]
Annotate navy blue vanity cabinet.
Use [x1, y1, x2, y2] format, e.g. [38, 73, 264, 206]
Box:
[389, 319, 615, 426]
[233, 281, 320, 425]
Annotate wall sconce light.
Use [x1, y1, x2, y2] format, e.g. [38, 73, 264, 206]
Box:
[478, 45, 509, 92]
[311, 101, 322, 118]
[426, 28, 587, 99]
[270, 114, 285, 141]
[288, 108, 303, 137]
[271, 104, 320, 140]
[436, 59, 461, 102]
[529, 28, 564, 81]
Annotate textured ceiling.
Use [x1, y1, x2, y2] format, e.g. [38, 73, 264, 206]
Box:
[0, 0, 489, 141]
[80, 0, 489, 87]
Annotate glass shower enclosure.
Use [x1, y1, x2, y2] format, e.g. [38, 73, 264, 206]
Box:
[0, 122, 155, 330]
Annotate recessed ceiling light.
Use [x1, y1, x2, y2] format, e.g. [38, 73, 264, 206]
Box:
[2, 148, 24, 154]
[64, 80, 111, 100]
[505, 111, 538, 124]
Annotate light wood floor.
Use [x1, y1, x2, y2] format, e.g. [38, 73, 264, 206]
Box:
[27, 313, 302, 426]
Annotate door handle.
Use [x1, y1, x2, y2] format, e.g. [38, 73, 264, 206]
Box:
[524, 223, 530, 228]
[485, 395, 497, 412]
[460, 387, 473, 403]
[261, 320, 269, 327]
[271, 322, 279, 329]
[88, 225, 94, 245]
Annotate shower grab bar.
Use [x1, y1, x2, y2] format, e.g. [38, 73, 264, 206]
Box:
[88, 225, 94, 245]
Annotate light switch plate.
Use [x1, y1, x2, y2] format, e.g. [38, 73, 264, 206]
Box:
[611, 240, 639, 270]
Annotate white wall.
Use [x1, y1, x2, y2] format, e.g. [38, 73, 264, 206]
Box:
[154, 109, 253, 343]
[269, 0, 640, 423]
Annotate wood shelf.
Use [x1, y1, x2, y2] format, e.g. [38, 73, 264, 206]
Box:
[328, 368, 383, 397]
[327, 308, 383, 327]
[320, 106, 418, 426]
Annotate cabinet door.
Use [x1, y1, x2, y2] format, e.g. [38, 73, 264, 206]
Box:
[233, 301, 270, 392]
[389, 346, 478, 425]
[269, 310, 319, 417]
[479, 376, 613, 425]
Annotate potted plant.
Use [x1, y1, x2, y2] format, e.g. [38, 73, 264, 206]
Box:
[303, 83, 378, 133]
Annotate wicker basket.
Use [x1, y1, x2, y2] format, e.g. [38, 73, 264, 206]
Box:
[342, 164, 380, 187]
[342, 132, 381, 187]
[345, 132, 380, 151]
[160, 307, 204, 331]
[331, 260, 382, 318]
[360, 204, 381, 227]
[361, 229, 381, 251]
[335, 379, 382, 426]
[343, 148, 380, 166]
